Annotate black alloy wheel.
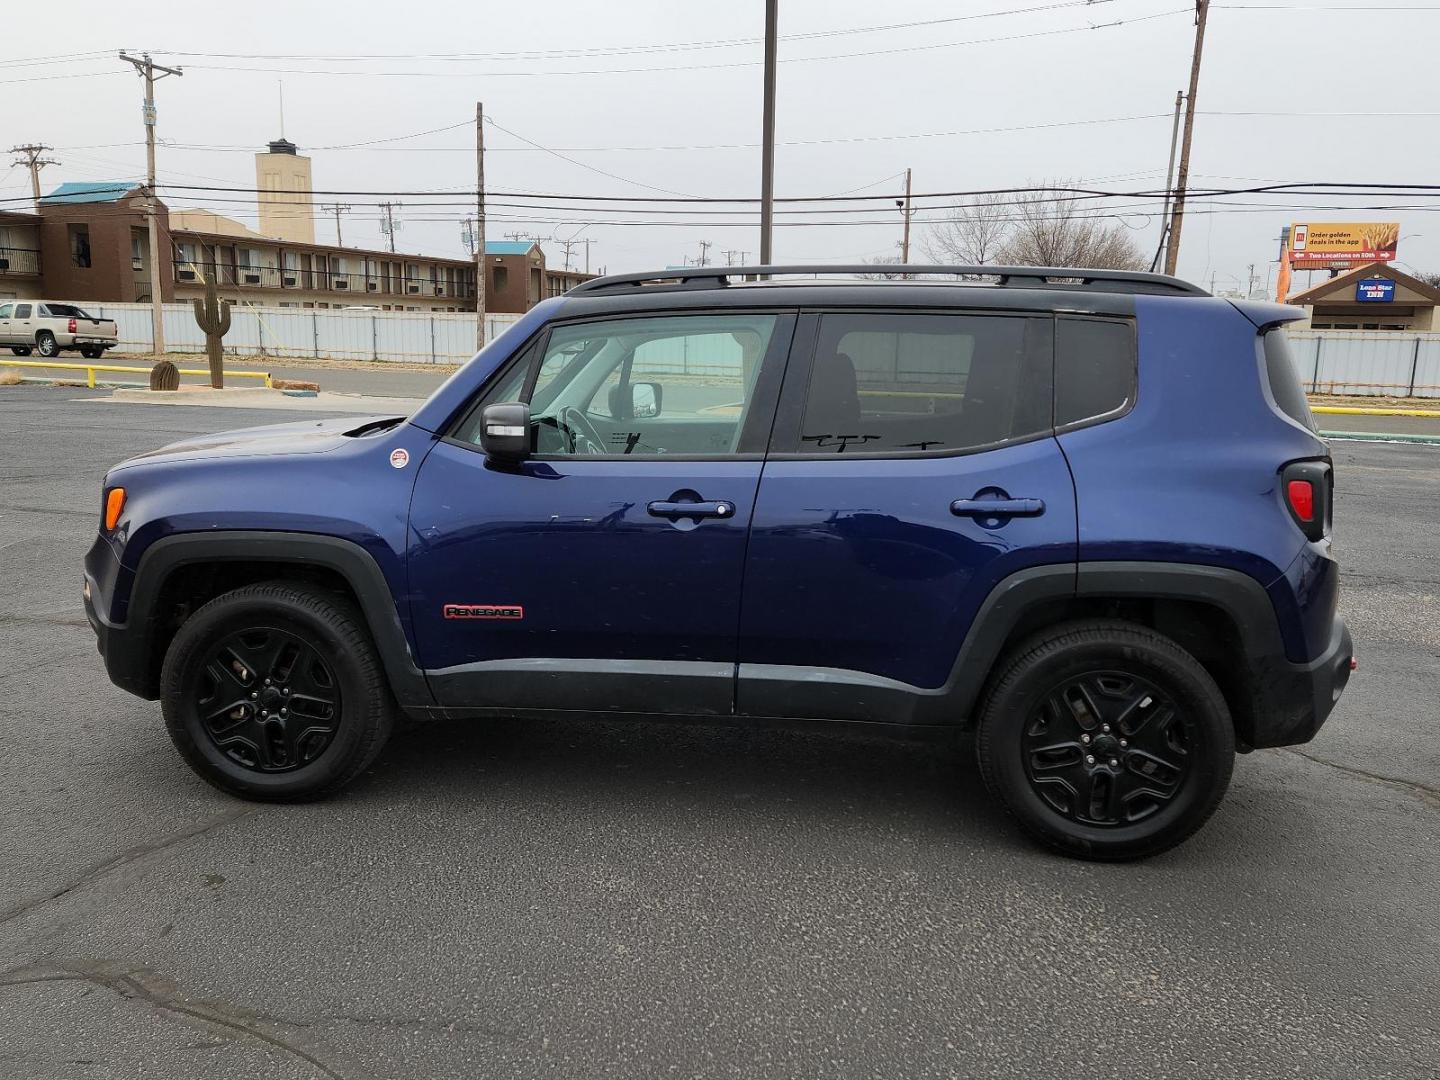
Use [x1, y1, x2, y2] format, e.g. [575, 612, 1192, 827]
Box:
[976, 620, 1234, 860]
[161, 581, 395, 801]
[195, 625, 342, 772]
[1021, 671, 1189, 826]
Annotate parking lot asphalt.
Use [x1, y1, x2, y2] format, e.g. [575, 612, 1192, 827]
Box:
[1, 384, 1437, 1080]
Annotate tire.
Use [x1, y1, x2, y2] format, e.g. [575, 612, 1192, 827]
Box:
[975, 619, 1234, 861]
[35, 331, 59, 358]
[160, 581, 396, 801]
[80, 347, 104, 360]
[11, 346, 31, 356]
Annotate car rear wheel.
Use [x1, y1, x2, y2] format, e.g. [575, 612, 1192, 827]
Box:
[975, 620, 1234, 861]
[35, 332, 59, 358]
[10, 346, 31, 356]
[160, 581, 396, 801]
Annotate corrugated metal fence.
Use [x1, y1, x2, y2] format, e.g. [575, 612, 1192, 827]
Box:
[86, 302, 521, 365]
[1287, 330, 1440, 398]
[61, 307, 1440, 397]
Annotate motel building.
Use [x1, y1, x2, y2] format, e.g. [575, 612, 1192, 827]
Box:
[1287, 262, 1440, 332]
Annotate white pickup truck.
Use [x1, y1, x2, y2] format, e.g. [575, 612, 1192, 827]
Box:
[0, 300, 119, 360]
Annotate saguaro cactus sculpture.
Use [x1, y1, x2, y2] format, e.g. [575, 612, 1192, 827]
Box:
[192, 276, 232, 388]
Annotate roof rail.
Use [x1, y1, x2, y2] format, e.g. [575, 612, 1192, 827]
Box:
[567, 264, 1209, 298]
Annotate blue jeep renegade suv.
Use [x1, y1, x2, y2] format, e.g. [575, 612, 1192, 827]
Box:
[83, 265, 1353, 860]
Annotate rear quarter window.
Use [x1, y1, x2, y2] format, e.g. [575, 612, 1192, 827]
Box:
[1055, 317, 1136, 428]
[1263, 329, 1318, 432]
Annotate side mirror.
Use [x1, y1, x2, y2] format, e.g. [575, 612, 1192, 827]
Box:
[631, 381, 662, 419]
[480, 401, 530, 461]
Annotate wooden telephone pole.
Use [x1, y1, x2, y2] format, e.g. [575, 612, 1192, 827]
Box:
[899, 168, 913, 263]
[8, 144, 58, 209]
[1163, 1, 1209, 277]
[119, 52, 183, 356]
[475, 101, 487, 350]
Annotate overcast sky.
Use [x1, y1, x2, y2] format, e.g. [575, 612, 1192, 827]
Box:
[5, 0, 1438, 291]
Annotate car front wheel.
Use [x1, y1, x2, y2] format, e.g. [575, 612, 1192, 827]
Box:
[11, 346, 32, 356]
[160, 581, 396, 801]
[976, 620, 1234, 861]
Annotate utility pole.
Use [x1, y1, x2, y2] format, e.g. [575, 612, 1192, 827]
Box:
[697, 240, 713, 267]
[899, 167, 913, 263]
[9, 144, 59, 209]
[321, 203, 351, 246]
[1163, 0, 1209, 278]
[379, 201, 402, 253]
[119, 51, 182, 357]
[723, 249, 750, 266]
[1150, 90, 1185, 272]
[581, 237, 594, 274]
[759, 0, 778, 266]
[475, 101, 487, 350]
[460, 216, 477, 255]
[558, 238, 579, 271]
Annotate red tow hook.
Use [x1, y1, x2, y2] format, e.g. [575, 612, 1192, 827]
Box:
[1349, 656, 1359, 672]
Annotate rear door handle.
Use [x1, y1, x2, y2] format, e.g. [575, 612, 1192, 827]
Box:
[648, 499, 736, 519]
[950, 497, 1045, 518]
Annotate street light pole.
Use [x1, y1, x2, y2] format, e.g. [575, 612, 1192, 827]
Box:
[120, 52, 182, 357]
[759, 0, 778, 266]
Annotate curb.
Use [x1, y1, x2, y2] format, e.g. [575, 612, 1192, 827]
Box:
[1313, 405, 1440, 418]
[1321, 429, 1440, 445]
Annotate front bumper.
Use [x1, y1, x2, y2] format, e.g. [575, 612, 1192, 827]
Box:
[1245, 615, 1353, 749]
[84, 536, 156, 700]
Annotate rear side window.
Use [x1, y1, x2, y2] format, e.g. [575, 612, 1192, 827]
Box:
[1262, 329, 1318, 432]
[1055, 317, 1136, 428]
[14, 304, 31, 318]
[796, 313, 1051, 454]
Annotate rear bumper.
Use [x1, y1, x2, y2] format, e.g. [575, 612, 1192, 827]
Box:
[1245, 615, 1353, 749]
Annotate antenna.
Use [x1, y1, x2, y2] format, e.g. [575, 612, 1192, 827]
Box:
[278, 80, 285, 138]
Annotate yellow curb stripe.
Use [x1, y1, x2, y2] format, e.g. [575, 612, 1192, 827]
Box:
[1311, 405, 1440, 418]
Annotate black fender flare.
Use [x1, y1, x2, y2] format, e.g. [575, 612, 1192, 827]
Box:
[121, 531, 433, 707]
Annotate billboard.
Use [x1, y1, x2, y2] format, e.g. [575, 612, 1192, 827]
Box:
[1289, 222, 1400, 266]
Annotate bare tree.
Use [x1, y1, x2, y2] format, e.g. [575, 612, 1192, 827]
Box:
[994, 184, 1147, 270]
[923, 193, 1009, 265]
[856, 255, 907, 280]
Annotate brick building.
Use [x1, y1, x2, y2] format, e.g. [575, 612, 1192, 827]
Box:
[1, 164, 594, 314]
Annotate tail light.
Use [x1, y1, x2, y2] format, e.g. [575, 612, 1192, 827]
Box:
[1281, 461, 1330, 542]
[68, 317, 77, 334]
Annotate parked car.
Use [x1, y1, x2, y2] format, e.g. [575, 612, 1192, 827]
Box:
[83, 264, 1353, 860]
[0, 300, 119, 359]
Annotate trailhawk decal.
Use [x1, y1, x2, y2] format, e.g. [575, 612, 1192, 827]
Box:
[443, 604, 524, 620]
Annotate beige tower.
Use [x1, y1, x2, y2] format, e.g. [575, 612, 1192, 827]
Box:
[255, 138, 316, 244]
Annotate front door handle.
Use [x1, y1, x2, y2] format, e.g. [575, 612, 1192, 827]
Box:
[950, 497, 1045, 518]
[648, 499, 736, 519]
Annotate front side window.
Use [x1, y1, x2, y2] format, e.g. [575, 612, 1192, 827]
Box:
[795, 313, 1050, 454]
[454, 313, 781, 457]
[0, 304, 13, 319]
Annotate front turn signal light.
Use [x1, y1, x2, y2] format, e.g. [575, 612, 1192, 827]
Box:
[104, 487, 126, 531]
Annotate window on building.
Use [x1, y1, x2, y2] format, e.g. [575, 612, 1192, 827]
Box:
[493, 265, 509, 292]
[131, 230, 145, 270]
[68, 225, 92, 269]
[793, 313, 1051, 455]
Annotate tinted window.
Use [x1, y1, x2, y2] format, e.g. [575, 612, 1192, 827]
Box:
[798, 313, 1050, 454]
[1263, 328, 1317, 432]
[14, 304, 31, 318]
[1055, 317, 1136, 427]
[454, 314, 780, 458]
